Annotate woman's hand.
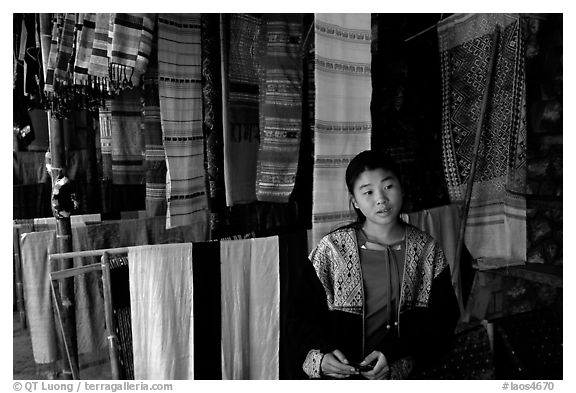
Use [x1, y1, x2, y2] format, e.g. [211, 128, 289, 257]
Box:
[359, 351, 389, 380]
[321, 350, 359, 379]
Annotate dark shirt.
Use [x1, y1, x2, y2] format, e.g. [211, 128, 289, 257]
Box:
[356, 228, 405, 356]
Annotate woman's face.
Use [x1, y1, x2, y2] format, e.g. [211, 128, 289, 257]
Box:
[351, 167, 403, 228]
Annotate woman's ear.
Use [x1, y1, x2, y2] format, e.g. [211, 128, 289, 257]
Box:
[351, 196, 359, 209]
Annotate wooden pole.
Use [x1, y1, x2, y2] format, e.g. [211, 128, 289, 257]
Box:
[101, 253, 122, 379]
[48, 113, 79, 379]
[13, 226, 27, 329]
[455, 26, 500, 321]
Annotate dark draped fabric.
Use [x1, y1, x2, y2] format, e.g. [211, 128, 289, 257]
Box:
[192, 241, 222, 379]
[201, 14, 226, 238]
[109, 255, 134, 380]
[278, 231, 310, 379]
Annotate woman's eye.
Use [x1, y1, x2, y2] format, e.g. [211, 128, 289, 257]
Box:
[363, 190, 372, 195]
[384, 184, 393, 190]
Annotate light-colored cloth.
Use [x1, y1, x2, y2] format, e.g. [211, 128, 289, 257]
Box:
[438, 14, 527, 265]
[128, 243, 194, 380]
[20, 230, 59, 364]
[311, 14, 372, 248]
[256, 14, 303, 202]
[158, 14, 208, 228]
[220, 236, 280, 380]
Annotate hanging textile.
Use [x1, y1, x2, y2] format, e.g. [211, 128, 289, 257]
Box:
[98, 101, 113, 180]
[311, 14, 372, 248]
[39, 13, 52, 83]
[201, 14, 226, 236]
[278, 231, 310, 379]
[128, 243, 194, 380]
[438, 14, 527, 264]
[110, 88, 145, 185]
[223, 14, 265, 206]
[43, 14, 63, 96]
[157, 13, 208, 229]
[109, 13, 155, 90]
[88, 13, 112, 85]
[220, 236, 280, 380]
[73, 13, 96, 85]
[191, 241, 222, 379]
[109, 255, 134, 380]
[256, 14, 303, 203]
[20, 230, 59, 365]
[143, 27, 167, 217]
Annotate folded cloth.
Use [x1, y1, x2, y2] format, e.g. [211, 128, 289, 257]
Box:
[129, 243, 194, 379]
[221, 236, 280, 379]
[20, 230, 59, 364]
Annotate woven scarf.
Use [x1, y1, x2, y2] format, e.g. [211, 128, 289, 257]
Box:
[44, 14, 63, 94]
[135, 14, 156, 84]
[53, 13, 75, 85]
[88, 13, 113, 83]
[110, 88, 145, 185]
[158, 14, 208, 229]
[438, 14, 527, 264]
[223, 14, 265, 206]
[143, 28, 167, 217]
[98, 100, 113, 180]
[311, 14, 372, 248]
[201, 14, 226, 236]
[110, 13, 155, 89]
[73, 13, 96, 84]
[256, 14, 303, 203]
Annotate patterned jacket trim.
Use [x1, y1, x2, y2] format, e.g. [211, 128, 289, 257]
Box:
[308, 226, 448, 315]
[302, 349, 324, 378]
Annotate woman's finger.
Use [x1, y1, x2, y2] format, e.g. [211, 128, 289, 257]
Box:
[322, 353, 358, 376]
[332, 349, 349, 365]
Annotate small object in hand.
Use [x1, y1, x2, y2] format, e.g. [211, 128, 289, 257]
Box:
[349, 362, 374, 372]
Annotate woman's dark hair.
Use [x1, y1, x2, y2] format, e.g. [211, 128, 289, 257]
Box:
[344, 150, 402, 225]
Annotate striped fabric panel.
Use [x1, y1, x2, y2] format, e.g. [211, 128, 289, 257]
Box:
[44, 14, 63, 93]
[110, 88, 145, 185]
[53, 13, 76, 83]
[73, 13, 96, 84]
[439, 14, 527, 263]
[110, 13, 155, 88]
[158, 13, 208, 229]
[98, 102, 113, 180]
[256, 15, 303, 203]
[88, 13, 113, 79]
[110, 13, 143, 69]
[311, 14, 372, 248]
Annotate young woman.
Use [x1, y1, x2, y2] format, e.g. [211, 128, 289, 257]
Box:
[292, 150, 459, 379]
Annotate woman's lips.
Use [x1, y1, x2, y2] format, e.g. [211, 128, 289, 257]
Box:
[376, 207, 392, 214]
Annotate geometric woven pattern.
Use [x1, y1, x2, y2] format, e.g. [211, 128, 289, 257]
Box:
[439, 14, 527, 262]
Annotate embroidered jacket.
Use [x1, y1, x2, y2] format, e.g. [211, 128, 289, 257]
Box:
[297, 225, 459, 379]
